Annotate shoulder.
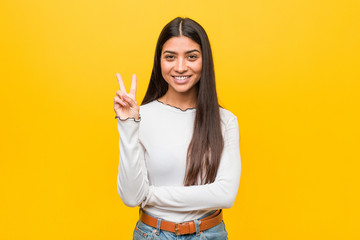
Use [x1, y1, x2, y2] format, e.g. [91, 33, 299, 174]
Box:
[140, 100, 157, 110]
[139, 100, 160, 115]
[139, 100, 175, 123]
[219, 107, 239, 140]
[219, 107, 237, 127]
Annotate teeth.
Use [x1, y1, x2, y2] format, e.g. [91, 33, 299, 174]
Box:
[174, 76, 189, 80]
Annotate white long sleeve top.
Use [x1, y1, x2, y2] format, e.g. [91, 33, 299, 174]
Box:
[116, 99, 241, 222]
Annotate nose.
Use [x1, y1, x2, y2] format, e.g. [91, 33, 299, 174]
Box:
[174, 57, 187, 73]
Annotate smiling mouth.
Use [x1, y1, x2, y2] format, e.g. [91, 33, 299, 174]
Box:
[172, 75, 191, 80]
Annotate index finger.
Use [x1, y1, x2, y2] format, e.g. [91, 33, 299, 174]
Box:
[116, 73, 126, 93]
[130, 74, 137, 97]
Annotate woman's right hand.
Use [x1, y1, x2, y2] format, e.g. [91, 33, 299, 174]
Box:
[114, 73, 140, 120]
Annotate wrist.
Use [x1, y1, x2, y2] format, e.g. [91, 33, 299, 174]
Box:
[115, 114, 141, 122]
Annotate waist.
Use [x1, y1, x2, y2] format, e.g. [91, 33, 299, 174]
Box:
[139, 208, 223, 236]
[141, 207, 216, 222]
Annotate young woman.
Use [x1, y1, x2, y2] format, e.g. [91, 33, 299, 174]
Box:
[113, 17, 241, 240]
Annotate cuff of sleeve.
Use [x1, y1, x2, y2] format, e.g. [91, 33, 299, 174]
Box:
[140, 185, 153, 208]
[115, 115, 141, 122]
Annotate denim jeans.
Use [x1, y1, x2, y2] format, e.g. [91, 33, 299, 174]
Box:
[133, 210, 228, 240]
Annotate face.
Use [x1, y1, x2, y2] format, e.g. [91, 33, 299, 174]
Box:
[160, 36, 202, 95]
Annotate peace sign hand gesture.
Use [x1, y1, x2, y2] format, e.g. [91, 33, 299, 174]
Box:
[114, 73, 140, 121]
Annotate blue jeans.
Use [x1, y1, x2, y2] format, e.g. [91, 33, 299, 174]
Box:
[133, 210, 228, 240]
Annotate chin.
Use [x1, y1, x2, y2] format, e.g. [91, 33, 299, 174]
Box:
[171, 85, 194, 94]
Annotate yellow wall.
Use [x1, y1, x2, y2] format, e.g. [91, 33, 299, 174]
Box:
[1, 0, 359, 239]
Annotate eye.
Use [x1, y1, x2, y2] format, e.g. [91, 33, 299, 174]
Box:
[188, 55, 199, 60]
[164, 55, 175, 60]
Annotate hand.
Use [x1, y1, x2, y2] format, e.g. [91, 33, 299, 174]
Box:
[114, 73, 140, 120]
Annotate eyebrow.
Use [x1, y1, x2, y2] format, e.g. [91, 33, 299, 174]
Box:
[162, 49, 201, 54]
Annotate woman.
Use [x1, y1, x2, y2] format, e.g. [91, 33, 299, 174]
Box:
[113, 17, 241, 240]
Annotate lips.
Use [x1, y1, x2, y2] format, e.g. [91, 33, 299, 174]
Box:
[172, 75, 191, 84]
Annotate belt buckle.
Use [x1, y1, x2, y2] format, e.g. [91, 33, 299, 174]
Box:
[175, 221, 194, 236]
[174, 223, 181, 236]
[174, 222, 185, 236]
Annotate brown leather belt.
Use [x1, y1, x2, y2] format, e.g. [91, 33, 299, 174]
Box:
[139, 209, 223, 236]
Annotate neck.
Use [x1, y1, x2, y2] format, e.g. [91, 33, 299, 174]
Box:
[159, 87, 198, 110]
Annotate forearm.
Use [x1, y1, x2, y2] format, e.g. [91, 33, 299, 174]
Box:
[144, 178, 239, 212]
[117, 118, 149, 207]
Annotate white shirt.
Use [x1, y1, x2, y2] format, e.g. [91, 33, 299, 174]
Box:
[116, 99, 241, 222]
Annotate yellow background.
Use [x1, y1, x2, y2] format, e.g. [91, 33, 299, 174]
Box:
[1, 0, 359, 239]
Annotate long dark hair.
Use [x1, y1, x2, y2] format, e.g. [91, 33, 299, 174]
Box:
[142, 17, 224, 186]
